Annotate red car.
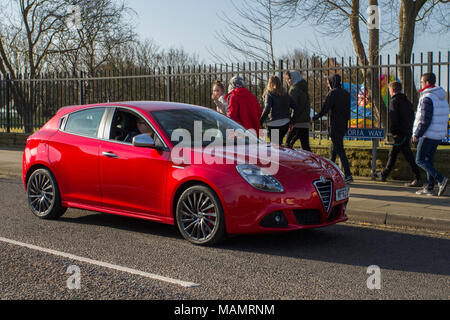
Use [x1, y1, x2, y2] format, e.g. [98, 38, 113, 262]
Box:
[23, 102, 349, 245]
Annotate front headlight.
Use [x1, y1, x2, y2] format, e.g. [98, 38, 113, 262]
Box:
[236, 164, 284, 193]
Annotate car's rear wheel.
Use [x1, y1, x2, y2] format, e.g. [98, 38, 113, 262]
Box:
[27, 168, 66, 219]
[176, 185, 225, 245]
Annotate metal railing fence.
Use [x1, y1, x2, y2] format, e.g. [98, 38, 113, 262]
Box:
[0, 51, 448, 141]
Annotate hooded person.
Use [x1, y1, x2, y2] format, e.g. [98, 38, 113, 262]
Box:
[284, 71, 311, 151]
[225, 75, 262, 132]
[312, 74, 353, 183]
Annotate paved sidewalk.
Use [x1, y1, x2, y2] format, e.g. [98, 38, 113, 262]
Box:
[1, 148, 449, 233]
[0, 148, 23, 178]
[348, 178, 450, 233]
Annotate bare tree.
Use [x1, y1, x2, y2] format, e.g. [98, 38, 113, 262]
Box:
[0, 0, 70, 76]
[279, 48, 311, 68]
[157, 47, 200, 68]
[211, 0, 289, 67]
[278, 0, 449, 109]
[277, 0, 386, 126]
[50, 0, 136, 76]
[0, 0, 70, 132]
[388, 0, 449, 104]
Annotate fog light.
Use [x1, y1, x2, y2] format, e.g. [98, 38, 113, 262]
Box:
[260, 211, 288, 228]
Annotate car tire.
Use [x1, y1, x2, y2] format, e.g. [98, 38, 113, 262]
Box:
[27, 168, 67, 220]
[175, 185, 226, 246]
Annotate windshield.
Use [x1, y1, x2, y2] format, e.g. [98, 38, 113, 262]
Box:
[151, 108, 262, 147]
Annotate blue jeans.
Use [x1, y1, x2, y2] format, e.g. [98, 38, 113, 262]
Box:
[415, 138, 444, 190]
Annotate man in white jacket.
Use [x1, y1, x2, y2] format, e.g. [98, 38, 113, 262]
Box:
[412, 73, 449, 196]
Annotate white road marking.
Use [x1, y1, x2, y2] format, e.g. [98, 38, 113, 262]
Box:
[0, 236, 200, 288]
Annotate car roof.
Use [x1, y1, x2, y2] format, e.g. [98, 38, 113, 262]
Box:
[57, 101, 208, 115]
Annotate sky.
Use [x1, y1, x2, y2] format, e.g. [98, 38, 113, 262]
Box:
[128, 0, 450, 64]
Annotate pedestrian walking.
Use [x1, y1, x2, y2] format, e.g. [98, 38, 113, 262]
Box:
[260, 75, 299, 145]
[284, 71, 311, 151]
[412, 72, 449, 197]
[375, 81, 423, 186]
[211, 80, 229, 115]
[312, 74, 353, 183]
[225, 75, 262, 132]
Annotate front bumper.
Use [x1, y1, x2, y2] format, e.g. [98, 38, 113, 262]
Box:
[220, 179, 349, 234]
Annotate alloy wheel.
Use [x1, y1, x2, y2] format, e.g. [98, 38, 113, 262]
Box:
[176, 186, 225, 245]
[28, 171, 55, 216]
[27, 169, 66, 219]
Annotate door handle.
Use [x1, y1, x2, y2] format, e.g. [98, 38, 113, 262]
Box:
[102, 152, 119, 159]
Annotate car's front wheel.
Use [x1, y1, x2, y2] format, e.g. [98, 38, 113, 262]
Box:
[176, 185, 226, 245]
[27, 168, 66, 219]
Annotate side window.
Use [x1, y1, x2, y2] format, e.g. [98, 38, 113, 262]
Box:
[64, 108, 105, 138]
[108, 109, 164, 147]
[109, 110, 139, 142]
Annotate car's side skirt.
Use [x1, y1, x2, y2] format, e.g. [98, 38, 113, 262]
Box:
[61, 201, 175, 225]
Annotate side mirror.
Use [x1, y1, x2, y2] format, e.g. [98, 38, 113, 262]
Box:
[133, 133, 155, 148]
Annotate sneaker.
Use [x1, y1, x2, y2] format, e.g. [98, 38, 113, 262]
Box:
[375, 171, 386, 182]
[438, 177, 448, 197]
[345, 176, 354, 184]
[405, 179, 423, 188]
[416, 188, 434, 196]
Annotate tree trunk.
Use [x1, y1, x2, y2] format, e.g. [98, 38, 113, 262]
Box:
[349, 0, 386, 129]
[397, 0, 425, 109]
[367, 0, 386, 129]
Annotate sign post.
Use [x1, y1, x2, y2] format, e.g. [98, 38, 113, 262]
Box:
[345, 128, 386, 181]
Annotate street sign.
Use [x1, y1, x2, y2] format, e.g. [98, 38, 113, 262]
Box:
[345, 128, 385, 139]
[344, 128, 386, 181]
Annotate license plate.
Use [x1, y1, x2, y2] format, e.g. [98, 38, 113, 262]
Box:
[336, 187, 349, 201]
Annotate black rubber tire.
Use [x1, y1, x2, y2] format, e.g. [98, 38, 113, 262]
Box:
[175, 185, 226, 246]
[27, 168, 67, 220]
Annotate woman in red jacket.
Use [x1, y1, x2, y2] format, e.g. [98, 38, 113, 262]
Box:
[225, 76, 262, 133]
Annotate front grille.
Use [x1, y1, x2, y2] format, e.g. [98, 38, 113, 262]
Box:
[327, 205, 342, 223]
[313, 178, 333, 213]
[294, 209, 322, 225]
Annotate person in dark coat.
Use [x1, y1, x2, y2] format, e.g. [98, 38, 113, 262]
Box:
[312, 74, 353, 183]
[376, 81, 423, 186]
[260, 75, 299, 145]
[284, 71, 311, 151]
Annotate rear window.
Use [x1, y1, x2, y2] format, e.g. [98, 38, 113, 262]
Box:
[64, 108, 105, 138]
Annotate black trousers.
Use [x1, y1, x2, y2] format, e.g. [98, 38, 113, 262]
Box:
[330, 134, 352, 177]
[382, 136, 421, 180]
[286, 128, 311, 152]
[268, 124, 290, 145]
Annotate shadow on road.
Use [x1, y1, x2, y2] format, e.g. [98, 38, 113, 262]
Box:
[59, 210, 180, 240]
[219, 224, 450, 277]
[59, 209, 450, 277]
